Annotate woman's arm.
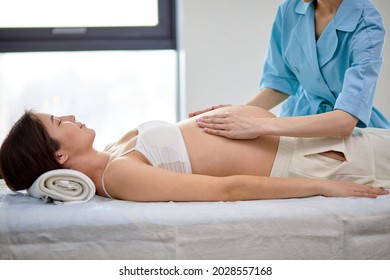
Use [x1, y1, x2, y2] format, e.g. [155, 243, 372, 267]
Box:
[264, 110, 358, 137]
[247, 88, 288, 110]
[196, 88, 358, 139]
[197, 108, 358, 139]
[103, 158, 387, 202]
[188, 88, 287, 118]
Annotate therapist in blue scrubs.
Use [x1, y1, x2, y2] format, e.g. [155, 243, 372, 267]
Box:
[195, 0, 390, 139]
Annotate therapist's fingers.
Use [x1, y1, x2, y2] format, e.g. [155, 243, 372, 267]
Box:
[188, 104, 230, 118]
[197, 113, 230, 124]
[196, 117, 238, 138]
[197, 122, 229, 130]
[189, 107, 213, 118]
[197, 115, 260, 139]
[202, 127, 232, 138]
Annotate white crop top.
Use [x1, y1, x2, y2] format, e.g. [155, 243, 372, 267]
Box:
[102, 121, 192, 198]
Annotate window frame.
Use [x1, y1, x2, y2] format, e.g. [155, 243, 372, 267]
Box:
[0, 0, 176, 52]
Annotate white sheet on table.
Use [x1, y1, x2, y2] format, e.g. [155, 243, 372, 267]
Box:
[1, 188, 390, 259]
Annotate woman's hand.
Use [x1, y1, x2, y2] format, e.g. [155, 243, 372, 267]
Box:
[321, 180, 389, 198]
[196, 111, 265, 139]
[197, 109, 360, 138]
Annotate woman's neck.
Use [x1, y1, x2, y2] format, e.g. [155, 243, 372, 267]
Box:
[315, 0, 342, 14]
[314, 0, 342, 39]
[68, 150, 111, 189]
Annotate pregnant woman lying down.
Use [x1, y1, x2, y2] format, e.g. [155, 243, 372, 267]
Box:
[0, 106, 389, 202]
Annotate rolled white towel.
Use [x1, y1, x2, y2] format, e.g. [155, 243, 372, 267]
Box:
[28, 169, 96, 204]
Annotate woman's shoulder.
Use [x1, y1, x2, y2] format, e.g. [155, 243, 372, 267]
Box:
[102, 152, 150, 199]
[360, 0, 385, 28]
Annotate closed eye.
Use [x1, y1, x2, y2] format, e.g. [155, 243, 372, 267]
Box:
[54, 117, 61, 126]
[51, 115, 62, 126]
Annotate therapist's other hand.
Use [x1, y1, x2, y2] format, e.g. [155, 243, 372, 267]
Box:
[188, 104, 230, 118]
[196, 111, 262, 139]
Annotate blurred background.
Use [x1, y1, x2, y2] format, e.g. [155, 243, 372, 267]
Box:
[0, 0, 389, 150]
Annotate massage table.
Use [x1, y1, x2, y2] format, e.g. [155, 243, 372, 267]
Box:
[1, 177, 390, 260]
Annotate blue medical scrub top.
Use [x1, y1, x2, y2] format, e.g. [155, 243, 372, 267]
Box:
[260, 0, 390, 128]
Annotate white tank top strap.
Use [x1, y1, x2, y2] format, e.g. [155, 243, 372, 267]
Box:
[101, 168, 114, 199]
[118, 147, 136, 158]
[101, 147, 136, 199]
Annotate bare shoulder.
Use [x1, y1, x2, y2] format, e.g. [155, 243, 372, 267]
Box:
[102, 156, 146, 200]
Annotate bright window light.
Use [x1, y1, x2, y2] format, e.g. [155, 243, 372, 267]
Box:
[0, 0, 158, 28]
[0, 51, 177, 150]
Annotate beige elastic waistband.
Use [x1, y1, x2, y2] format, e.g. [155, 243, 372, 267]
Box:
[269, 136, 295, 178]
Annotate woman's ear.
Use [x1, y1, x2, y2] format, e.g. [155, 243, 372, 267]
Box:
[55, 152, 69, 165]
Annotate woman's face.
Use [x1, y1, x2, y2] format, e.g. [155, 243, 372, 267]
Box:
[36, 113, 96, 153]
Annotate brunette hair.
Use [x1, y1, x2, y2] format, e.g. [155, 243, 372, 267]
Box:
[0, 111, 63, 191]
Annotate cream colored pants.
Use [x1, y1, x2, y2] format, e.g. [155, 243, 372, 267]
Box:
[270, 128, 390, 188]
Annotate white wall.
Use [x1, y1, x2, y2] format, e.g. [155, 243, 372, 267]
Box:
[372, 0, 390, 118]
[179, 0, 390, 119]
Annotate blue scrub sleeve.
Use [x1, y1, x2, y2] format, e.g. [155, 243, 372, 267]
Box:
[334, 14, 385, 127]
[260, 3, 299, 95]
